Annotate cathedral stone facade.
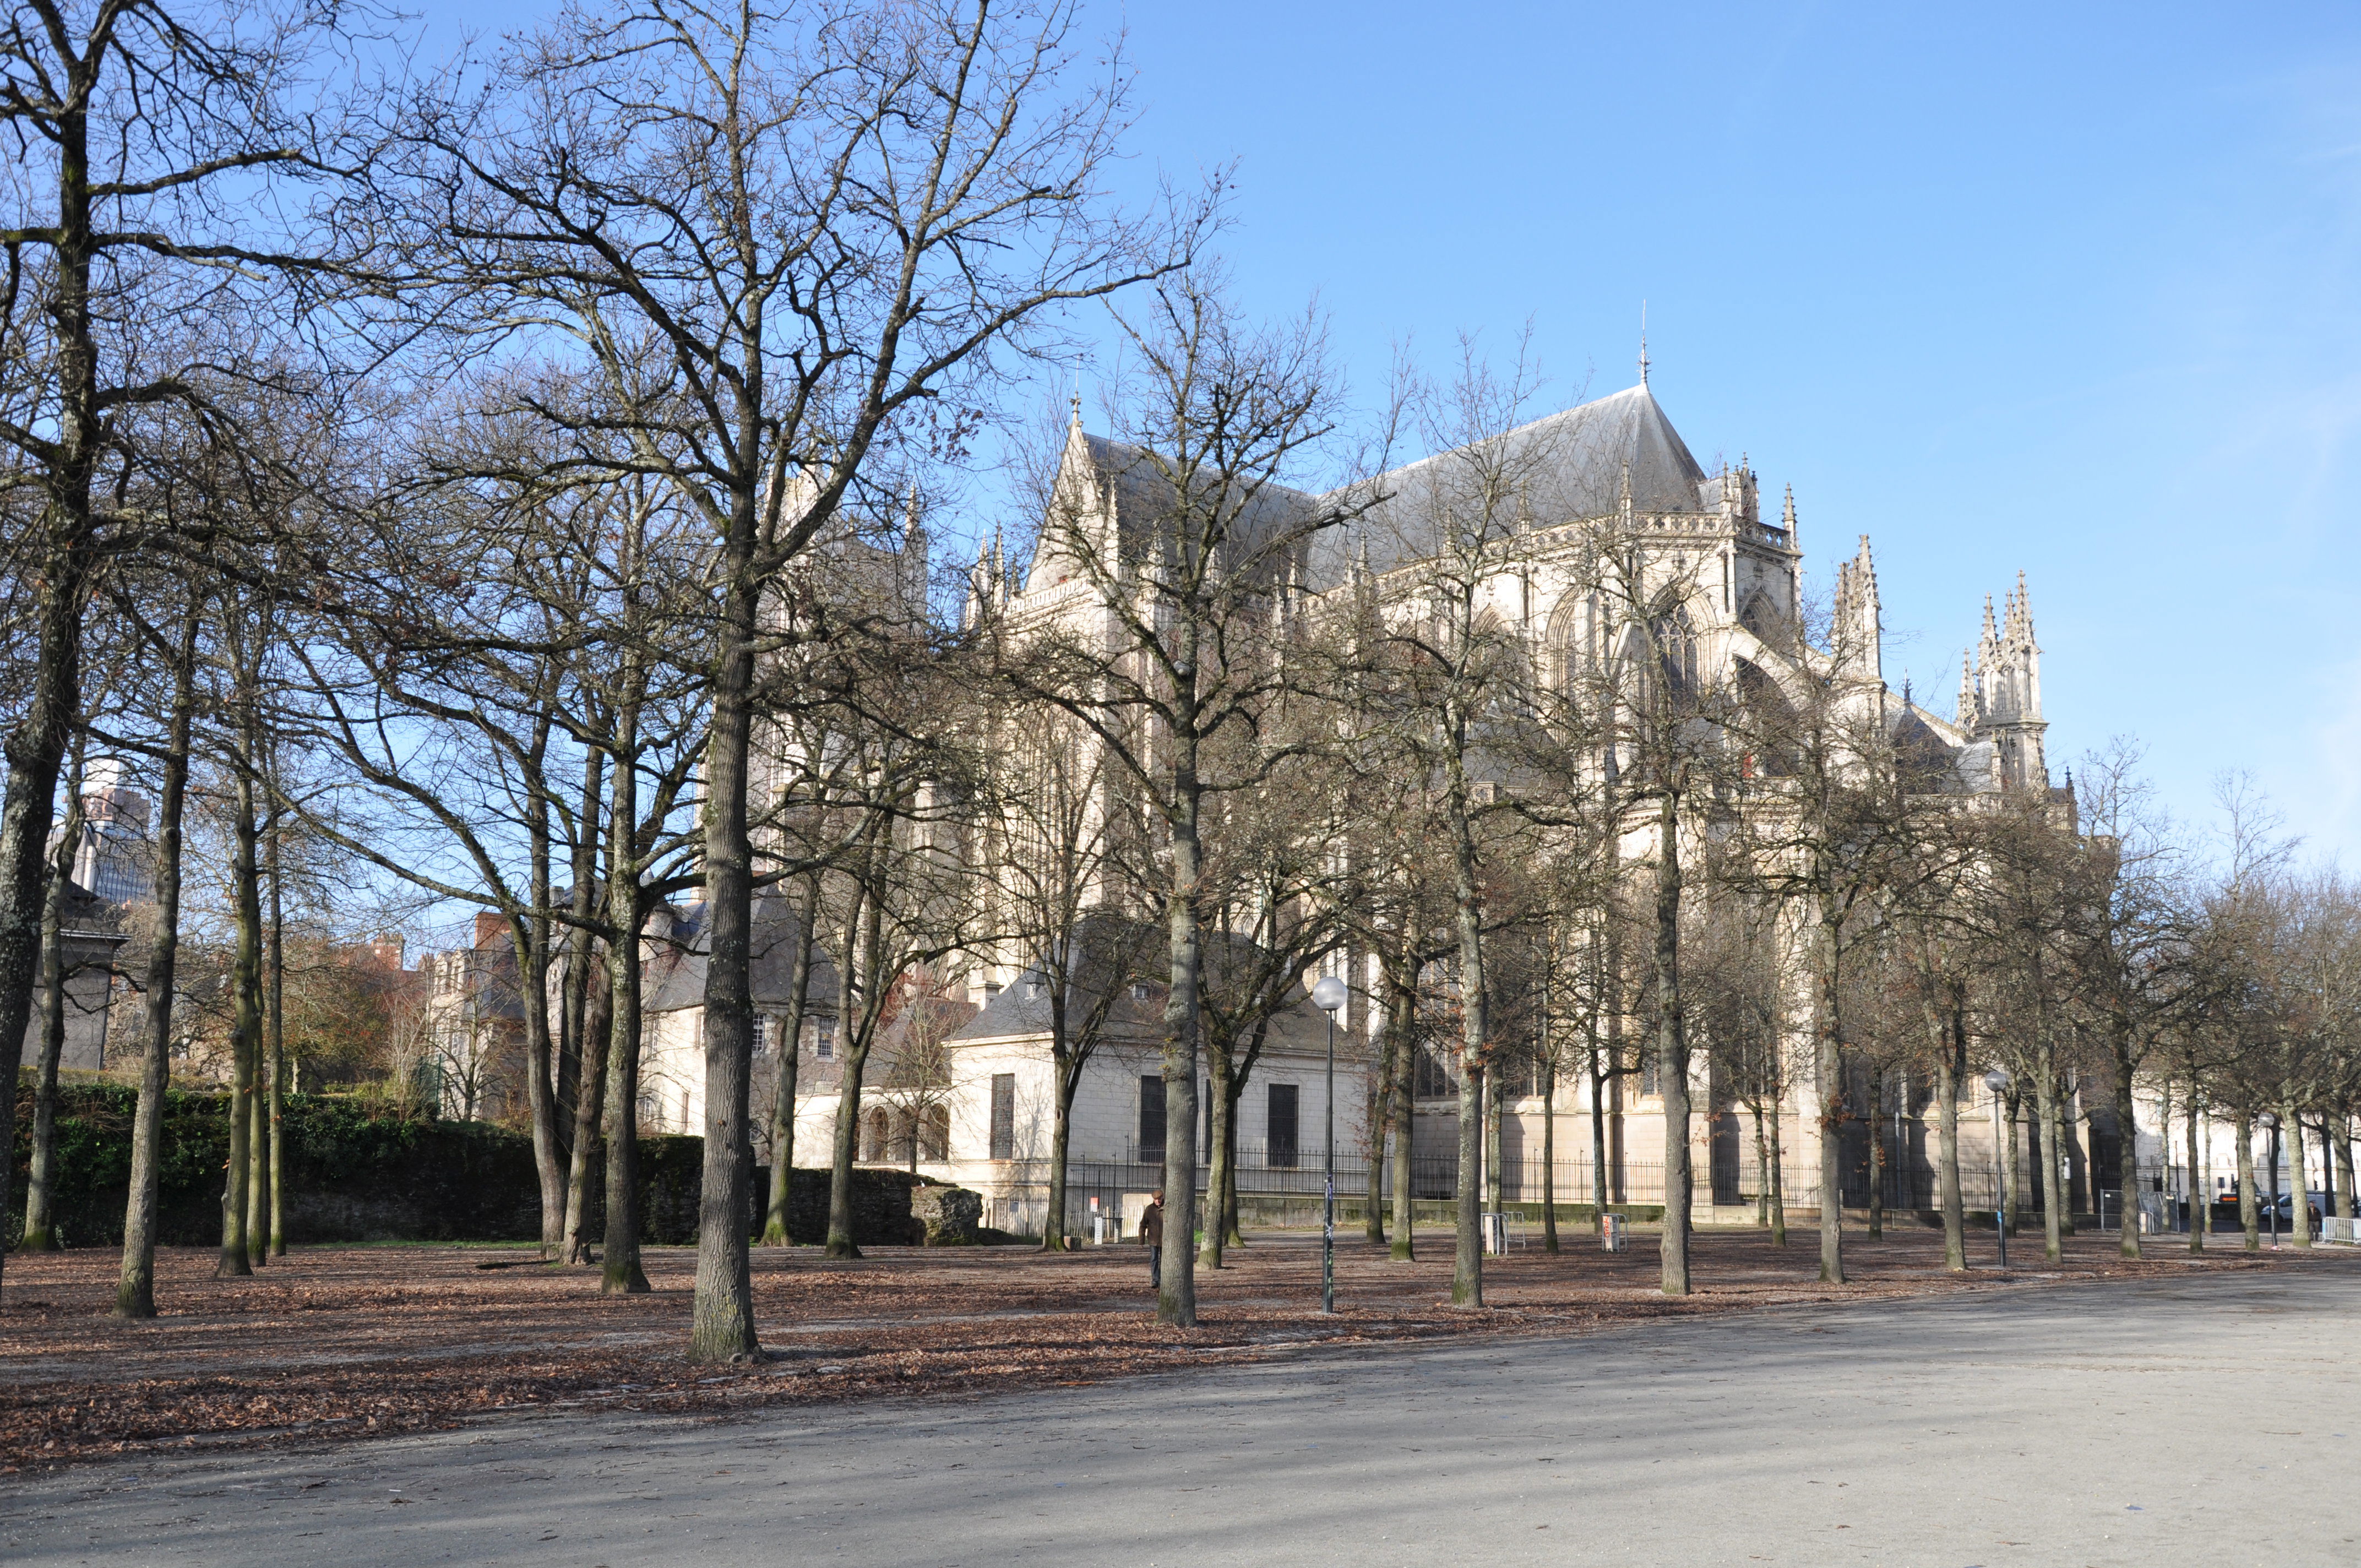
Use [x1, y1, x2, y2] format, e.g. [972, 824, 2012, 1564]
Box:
[636, 374, 2059, 1238]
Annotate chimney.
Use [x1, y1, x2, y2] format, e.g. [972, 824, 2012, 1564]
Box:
[475, 911, 507, 951]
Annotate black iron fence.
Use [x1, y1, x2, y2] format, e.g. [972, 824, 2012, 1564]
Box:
[985, 1142, 1673, 1235]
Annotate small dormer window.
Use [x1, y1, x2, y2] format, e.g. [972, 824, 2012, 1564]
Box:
[813, 1021, 834, 1061]
[1132, 982, 1153, 1001]
[1025, 980, 1044, 999]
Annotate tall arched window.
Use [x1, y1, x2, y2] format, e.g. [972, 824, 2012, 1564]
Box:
[920, 1106, 950, 1162]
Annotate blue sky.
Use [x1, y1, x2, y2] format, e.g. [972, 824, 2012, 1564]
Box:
[420, 2, 2361, 864]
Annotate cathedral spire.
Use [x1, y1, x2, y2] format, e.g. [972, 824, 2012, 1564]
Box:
[1957, 646, 1978, 731]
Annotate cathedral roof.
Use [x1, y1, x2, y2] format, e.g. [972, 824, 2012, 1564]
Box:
[1308, 382, 1710, 590]
[1029, 430, 1324, 594]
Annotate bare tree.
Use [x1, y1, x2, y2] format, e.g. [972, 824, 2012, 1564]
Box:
[0, 0, 371, 1302]
[111, 585, 201, 1316]
[984, 696, 1156, 1252]
[999, 273, 1372, 1325]
[388, 0, 1182, 1362]
[1720, 549, 1901, 1283]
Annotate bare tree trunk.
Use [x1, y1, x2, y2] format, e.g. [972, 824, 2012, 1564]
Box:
[1448, 770, 1490, 1308]
[1914, 971, 1966, 1271]
[1653, 798, 1691, 1296]
[1751, 1105, 1769, 1228]
[1043, 1060, 1080, 1253]
[521, 726, 565, 1257]
[2186, 1092, 2206, 1254]
[1866, 1085, 1885, 1242]
[20, 743, 83, 1252]
[2001, 1088, 2023, 1235]
[218, 747, 264, 1278]
[2235, 1112, 2259, 1251]
[563, 950, 611, 1265]
[2335, 1117, 2354, 1223]
[2283, 1096, 2313, 1248]
[1158, 725, 1206, 1327]
[1199, 1039, 1234, 1268]
[600, 728, 650, 1292]
[1540, 1049, 1559, 1253]
[1935, 1049, 1966, 1272]
[2033, 1054, 2065, 1264]
[265, 811, 286, 1258]
[761, 876, 819, 1245]
[117, 608, 197, 1317]
[1454, 1056, 1483, 1305]
[690, 562, 763, 1362]
[1768, 1102, 1787, 1246]
[1588, 1040, 1610, 1238]
[825, 1047, 867, 1255]
[1483, 1065, 1503, 1216]
[1221, 1071, 1245, 1249]
[2317, 1117, 2341, 1228]
[1389, 965, 1417, 1261]
[600, 912, 649, 1293]
[558, 748, 603, 1153]
[0, 528, 88, 1311]
[1810, 905, 1845, 1284]
[2114, 1042, 2143, 1259]
[247, 1016, 269, 1268]
[826, 888, 880, 1260]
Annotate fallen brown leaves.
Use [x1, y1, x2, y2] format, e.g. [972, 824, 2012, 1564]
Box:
[2, 1224, 2341, 1472]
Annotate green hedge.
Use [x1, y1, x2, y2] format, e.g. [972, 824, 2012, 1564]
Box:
[9, 1081, 922, 1249]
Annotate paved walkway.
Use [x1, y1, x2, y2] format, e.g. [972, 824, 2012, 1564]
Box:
[10, 1264, 2358, 1565]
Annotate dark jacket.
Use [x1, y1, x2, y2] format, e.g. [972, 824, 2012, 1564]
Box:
[1140, 1200, 1164, 1246]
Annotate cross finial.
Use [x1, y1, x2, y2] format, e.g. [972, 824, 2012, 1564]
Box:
[1638, 300, 1650, 386]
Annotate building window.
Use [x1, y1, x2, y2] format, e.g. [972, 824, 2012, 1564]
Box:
[1267, 1082, 1299, 1169]
[989, 1072, 1016, 1160]
[1139, 1074, 1166, 1159]
[813, 1020, 834, 1060]
[862, 1107, 892, 1162]
[920, 1106, 950, 1162]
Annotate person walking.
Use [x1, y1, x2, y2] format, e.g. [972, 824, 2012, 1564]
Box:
[1141, 1189, 1165, 1293]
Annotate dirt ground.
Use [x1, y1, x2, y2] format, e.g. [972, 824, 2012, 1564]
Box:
[3, 1221, 2347, 1473]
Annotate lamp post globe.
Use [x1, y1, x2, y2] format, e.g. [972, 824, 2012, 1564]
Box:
[1983, 1069, 2012, 1268]
[1312, 977, 1347, 1313]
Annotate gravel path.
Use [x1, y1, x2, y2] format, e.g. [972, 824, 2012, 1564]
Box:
[9, 1259, 2357, 1565]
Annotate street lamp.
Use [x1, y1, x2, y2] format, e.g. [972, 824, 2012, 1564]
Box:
[1312, 974, 1348, 1314]
[2258, 1111, 2281, 1249]
[1983, 1068, 2012, 1269]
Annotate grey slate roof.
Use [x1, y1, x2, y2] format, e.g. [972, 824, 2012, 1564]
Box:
[642, 891, 842, 1015]
[1033, 432, 1327, 594]
[1307, 383, 1710, 591]
[946, 914, 1332, 1055]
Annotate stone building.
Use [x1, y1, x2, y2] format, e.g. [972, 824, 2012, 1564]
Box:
[627, 369, 2080, 1238]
